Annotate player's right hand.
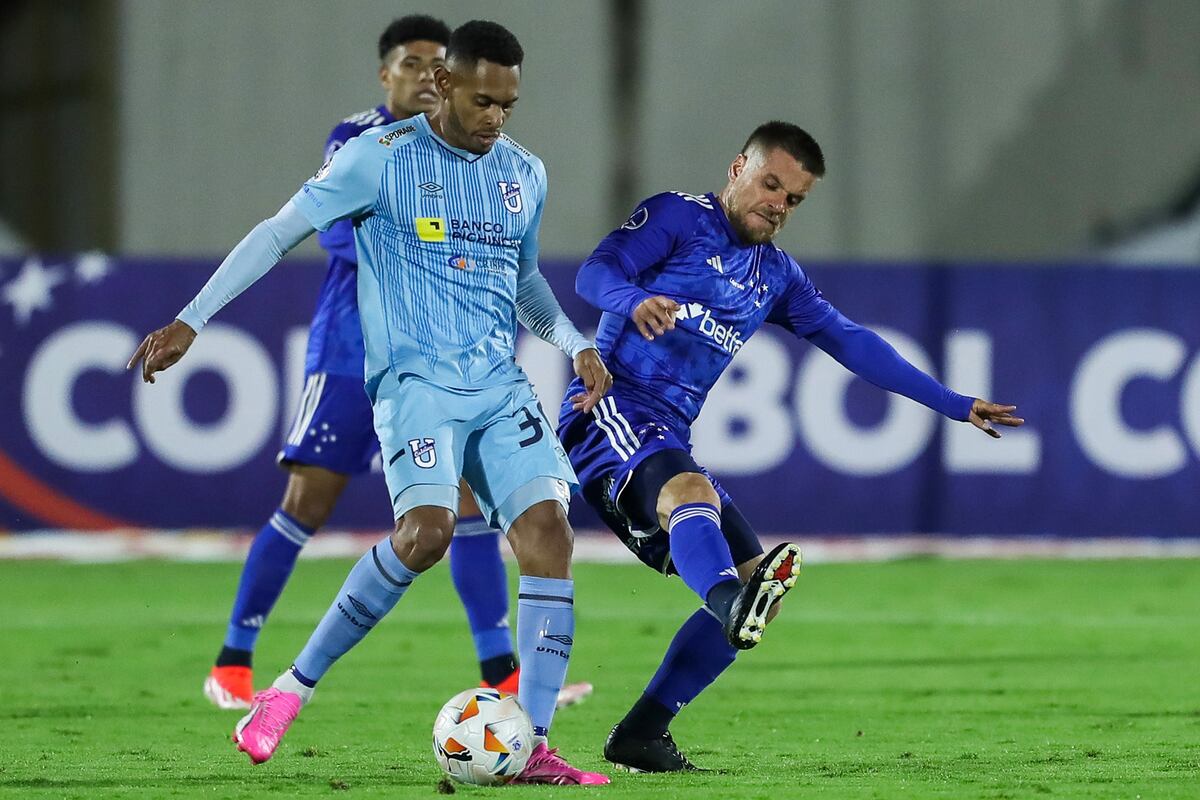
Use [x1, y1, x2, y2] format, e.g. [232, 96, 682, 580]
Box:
[632, 295, 680, 341]
[127, 319, 197, 383]
[570, 347, 613, 413]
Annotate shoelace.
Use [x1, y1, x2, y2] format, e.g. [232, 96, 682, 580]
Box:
[660, 733, 695, 768]
[253, 697, 292, 741]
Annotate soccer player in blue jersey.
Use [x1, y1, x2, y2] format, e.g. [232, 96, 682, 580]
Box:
[129, 20, 611, 785]
[557, 121, 1024, 772]
[199, 14, 591, 715]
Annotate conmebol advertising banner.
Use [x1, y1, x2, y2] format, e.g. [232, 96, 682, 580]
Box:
[1, 255, 1198, 536]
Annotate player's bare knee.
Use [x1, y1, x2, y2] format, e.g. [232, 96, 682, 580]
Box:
[281, 466, 348, 529]
[391, 507, 455, 572]
[507, 500, 573, 578]
[656, 471, 720, 529]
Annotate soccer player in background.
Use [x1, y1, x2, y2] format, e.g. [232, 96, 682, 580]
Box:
[129, 20, 611, 785]
[200, 14, 591, 713]
[557, 121, 1023, 772]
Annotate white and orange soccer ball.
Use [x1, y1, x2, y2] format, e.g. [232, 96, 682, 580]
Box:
[432, 687, 534, 785]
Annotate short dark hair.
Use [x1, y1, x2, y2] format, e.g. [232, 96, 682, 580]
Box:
[378, 15, 451, 61]
[447, 20, 524, 68]
[742, 121, 826, 177]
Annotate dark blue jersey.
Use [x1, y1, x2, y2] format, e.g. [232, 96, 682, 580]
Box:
[305, 105, 396, 376]
[564, 191, 838, 430]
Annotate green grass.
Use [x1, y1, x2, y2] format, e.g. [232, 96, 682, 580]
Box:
[0, 557, 1198, 798]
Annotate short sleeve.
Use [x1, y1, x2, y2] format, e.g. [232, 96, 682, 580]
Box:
[290, 134, 384, 232]
[766, 256, 838, 336]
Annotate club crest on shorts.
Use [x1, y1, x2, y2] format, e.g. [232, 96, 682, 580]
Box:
[497, 181, 523, 214]
[408, 438, 437, 469]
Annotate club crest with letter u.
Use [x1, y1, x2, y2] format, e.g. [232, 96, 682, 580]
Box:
[409, 438, 437, 469]
[497, 181, 522, 214]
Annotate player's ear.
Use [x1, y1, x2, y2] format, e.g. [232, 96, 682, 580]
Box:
[433, 65, 452, 99]
[729, 153, 748, 182]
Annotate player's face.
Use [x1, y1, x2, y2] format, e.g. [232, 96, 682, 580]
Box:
[721, 147, 819, 245]
[434, 58, 520, 155]
[379, 40, 446, 118]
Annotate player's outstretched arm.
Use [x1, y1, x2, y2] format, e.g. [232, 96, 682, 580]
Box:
[806, 311, 1024, 437]
[126, 201, 316, 383]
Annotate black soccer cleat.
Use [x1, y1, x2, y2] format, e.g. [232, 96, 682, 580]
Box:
[603, 723, 700, 773]
[724, 542, 802, 650]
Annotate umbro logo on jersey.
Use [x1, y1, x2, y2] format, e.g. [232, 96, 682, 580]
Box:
[675, 302, 745, 355]
[418, 181, 443, 197]
[497, 181, 523, 214]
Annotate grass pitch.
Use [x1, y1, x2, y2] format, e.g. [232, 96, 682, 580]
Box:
[0, 556, 1197, 798]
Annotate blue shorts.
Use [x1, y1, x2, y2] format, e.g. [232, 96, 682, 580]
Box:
[369, 372, 578, 531]
[278, 372, 379, 475]
[557, 396, 761, 574]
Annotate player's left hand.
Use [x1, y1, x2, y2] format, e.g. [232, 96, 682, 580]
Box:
[127, 319, 197, 384]
[968, 398, 1024, 438]
[570, 348, 613, 413]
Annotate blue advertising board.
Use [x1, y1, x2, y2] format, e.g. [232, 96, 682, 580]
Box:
[2, 254, 1198, 536]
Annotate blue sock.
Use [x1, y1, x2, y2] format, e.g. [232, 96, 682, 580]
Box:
[516, 576, 574, 739]
[449, 517, 515, 667]
[643, 608, 737, 720]
[223, 509, 313, 653]
[292, 536, 418, 683]
[668, 503, 739, 606]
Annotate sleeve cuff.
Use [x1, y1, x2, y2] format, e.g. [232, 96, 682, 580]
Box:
[176, 308, 205, 334]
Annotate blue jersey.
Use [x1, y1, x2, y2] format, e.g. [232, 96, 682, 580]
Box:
[305, 105, 396, 376]
[291, 114, 548, 390]
[562, 191, 837, 431]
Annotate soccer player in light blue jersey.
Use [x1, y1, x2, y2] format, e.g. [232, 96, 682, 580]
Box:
[200, 14, 591, 716]
[129, 20, 611, 786]
[558, 122, 1024, 772]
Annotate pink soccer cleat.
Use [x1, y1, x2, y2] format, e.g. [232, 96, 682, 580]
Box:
[510, 742, 611, 786]
[232, 688, 303, 764]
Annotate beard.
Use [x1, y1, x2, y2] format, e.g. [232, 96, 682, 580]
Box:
[728, 210, 777, 245]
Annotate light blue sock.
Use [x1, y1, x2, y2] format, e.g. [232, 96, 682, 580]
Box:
[292, 536, 418, 683]
[516, 575, 574, 740]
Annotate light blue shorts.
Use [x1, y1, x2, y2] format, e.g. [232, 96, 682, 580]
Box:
[368, 372, 577, 531]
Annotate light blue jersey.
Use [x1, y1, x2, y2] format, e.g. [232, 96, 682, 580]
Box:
[291, 114, 547, 390]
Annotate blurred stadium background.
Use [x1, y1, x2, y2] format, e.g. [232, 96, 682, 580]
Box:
[2, 3, 1199, 796]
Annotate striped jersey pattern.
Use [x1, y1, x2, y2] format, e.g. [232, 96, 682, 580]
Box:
[291, 114, 546, 390]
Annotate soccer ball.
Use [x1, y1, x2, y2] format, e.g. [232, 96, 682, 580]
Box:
[432, 688, 534, 785]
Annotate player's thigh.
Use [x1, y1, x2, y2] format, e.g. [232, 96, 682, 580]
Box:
[505, 498, 574, 577]
[370, 372, 471, 523]
[462, 383, 577, 533]
[580, 478, 673, 574]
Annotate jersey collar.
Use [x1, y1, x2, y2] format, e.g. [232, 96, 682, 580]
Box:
[418, 113, 486, 163]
